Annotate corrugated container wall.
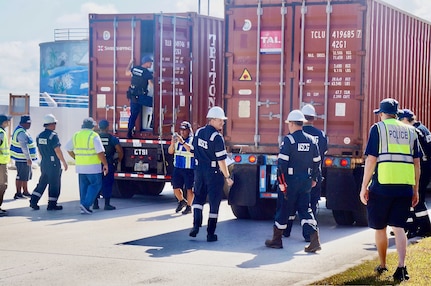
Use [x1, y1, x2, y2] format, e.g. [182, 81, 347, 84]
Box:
[224, 0, 431, 158]
[88, 13, 223, 139]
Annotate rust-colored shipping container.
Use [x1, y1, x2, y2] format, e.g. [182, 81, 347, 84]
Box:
[88, 13, 223, 197]
[225, 0, 431, 224]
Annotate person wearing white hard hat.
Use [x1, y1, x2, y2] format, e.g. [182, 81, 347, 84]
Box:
[283, 104, 328, 239]
[29, 114, 68, 211]
[265, 109, 322, 252]
[189, 106, 233, 242]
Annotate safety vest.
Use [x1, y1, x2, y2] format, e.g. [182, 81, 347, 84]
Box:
[173, 137, 195, 169]
[376, 119, 416, 185]
[72, 129, 101, 166]
[10, 126, 37, 162]
[0, 128, 10, 164]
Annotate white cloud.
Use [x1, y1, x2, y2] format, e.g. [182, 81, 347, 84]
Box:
[56, 3, 119, 28]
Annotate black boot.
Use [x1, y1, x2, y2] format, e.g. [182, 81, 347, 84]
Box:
[189, 208, 202, 237]
[93, 198, 100, 209]
[29, 195, 40, 210]
[104, 198, 116, 210]
[47, 201, 63, 211]
[265, 226, 283, 249]
[207, 217, 218, 242]
[283, 219, 294, 238]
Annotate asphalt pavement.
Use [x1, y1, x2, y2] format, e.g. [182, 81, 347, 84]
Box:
[1, 166, 429, 286]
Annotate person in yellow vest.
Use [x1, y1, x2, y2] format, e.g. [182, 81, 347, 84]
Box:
[10, 115, 37, 199]
[360, 98, 420, 282]
[65, 118, 108, 214]
[0, 114, 12, 216]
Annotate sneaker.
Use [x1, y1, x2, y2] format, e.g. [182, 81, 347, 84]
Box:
[80, 204, 93, 214]
[175, 200, 188, 213]
[104, 204, 116, 210]
[30, 203, 40, 210]
[14, 193, 24, 200]
[374, 265, 388, 275]
[393, 266, 409, 281]
[182, 206, 192, 215]
[47, 205, 63, 211]
[22, 192, 32, 197]
[0, 208, 7, 216]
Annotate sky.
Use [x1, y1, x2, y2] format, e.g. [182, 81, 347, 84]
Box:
[0, 0, 430, 106]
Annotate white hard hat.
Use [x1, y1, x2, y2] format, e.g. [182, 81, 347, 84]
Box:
[301, 104, 316, 117]
[206, 106, 227, 120]
[43, 114, 58, 125]
[285, 110, 306, 123]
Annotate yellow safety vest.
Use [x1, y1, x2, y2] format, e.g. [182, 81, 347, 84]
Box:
[0, 128, 10, 164]
[376, 119, 416, 185]
[72, 129, 101, 166]
[10, 126, 37, 161]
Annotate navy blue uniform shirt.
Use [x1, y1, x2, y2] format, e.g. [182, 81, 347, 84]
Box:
[36, 129, 61, 167]
[192, 125, 227, 171]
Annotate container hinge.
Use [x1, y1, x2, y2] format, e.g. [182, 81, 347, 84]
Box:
[258, 99, 278, 107]
[261, 112, 281, 120]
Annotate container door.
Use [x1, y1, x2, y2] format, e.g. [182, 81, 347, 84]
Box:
[154, 14, 192, 137]
[224, 1, 293, 152]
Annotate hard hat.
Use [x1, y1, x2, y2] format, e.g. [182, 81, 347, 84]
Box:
[206, 106, 227, 120]
[43, 114, 57, 125]
[301, 104, 316, 117]
[285, 110, 306, 123]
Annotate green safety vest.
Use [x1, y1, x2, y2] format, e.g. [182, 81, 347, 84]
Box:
[376, 119, 416, 185]
[72, 129, 101, 166]
[0, 128, 10, 164]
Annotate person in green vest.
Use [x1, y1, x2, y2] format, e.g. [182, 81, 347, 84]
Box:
[0, 114, 11, 216]
[65, 117, 108, 214]
[360, 98, 421, 282]
[10, 115, 37, 199]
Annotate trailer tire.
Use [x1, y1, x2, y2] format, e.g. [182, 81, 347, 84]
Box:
[113, 180, 135, 198]
[230, 204, 250, 219]
[141, 182, 165, 196]
[353, 205, 368, 226]
[248, 199, 276, 220]
[332, 210, 354, 226]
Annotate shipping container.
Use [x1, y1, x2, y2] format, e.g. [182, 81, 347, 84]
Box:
[224, 0, 431, 224]
[88, 12, 224, 197]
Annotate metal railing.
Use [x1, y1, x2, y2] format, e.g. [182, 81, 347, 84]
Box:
[39, 92, 88, 108]
[54, 28, 88, 41]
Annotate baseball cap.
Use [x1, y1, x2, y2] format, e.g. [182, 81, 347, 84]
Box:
[373, 98, 399, 115]
[20, 115, 31, 124]
[81, 117, 96, 129]
[398, 109, 415, 120]
[98, 119, 109, 129]
[141, 56, 153, 64]
[0, 114, 11, 125]
[180, 121, 191, 130]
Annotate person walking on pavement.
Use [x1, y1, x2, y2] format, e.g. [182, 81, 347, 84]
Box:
[265, 110, 322, 252]
[29, 114, 68, 211]
[360, 98, 420, 282]
[0, 114, 12, 216]
[168, 121, 195, 215]
[93, 119, 123, 211]
[398, 109, 431, 238]
[10, 115, 37, 199]
[65, 117, 108, 214]
[125, 56, 154, 138]
[283, 104, 328, 240]
[189, 106, 233, 242]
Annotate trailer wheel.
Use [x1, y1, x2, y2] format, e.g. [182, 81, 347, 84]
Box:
[230, 204, 250, 219]
[113, 180, 135, 198]
[248, 199, 276, 220]
[353, 205, 368, 226]
[140, 182, 166, 196]
[332, 210, 354, 226]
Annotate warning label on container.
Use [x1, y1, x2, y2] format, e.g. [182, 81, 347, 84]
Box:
[239, 69, 252, 81]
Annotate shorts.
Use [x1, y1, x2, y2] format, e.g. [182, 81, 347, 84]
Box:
[0, 164, 7, 187]
[15, 161, 32, 181]
[171, 167, 194, 190]
[367, 191, 412, 229]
